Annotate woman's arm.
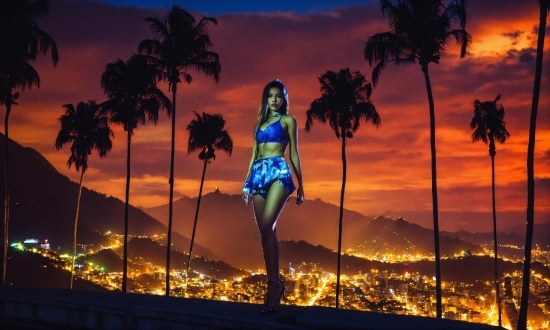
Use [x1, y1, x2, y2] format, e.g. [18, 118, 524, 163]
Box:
[284, 115, 304, 205]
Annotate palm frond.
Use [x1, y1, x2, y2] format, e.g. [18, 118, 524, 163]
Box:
[55, 100, 113, 172]
[366, 0, 470, 81]
[444, 0, 468, 29]
[184, 51, 221, 82]
[448, 29, 471, 58]
[186, 112, 233, 161]
[144, 16, 170, 41]
[470, 95, 510, 145]
[11, 61, 41, 90]
[101, 55, 170, 132]
[26, 0, 50, 18]
[32, 27, 59, 65]
[306, 68, 380, 139]
[138, 6, 221, 90]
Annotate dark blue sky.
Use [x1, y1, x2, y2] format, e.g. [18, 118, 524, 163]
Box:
[95, 0, 369, 14]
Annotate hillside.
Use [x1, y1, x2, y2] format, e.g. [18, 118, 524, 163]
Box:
[355, 216, 482, 256]
[75, 237, 247, 279]
[280, 240, 550, 282]
[5, 247, 107, 291]
[126, 237, 247, 278]
[0, 133, 216, 260]
[443, 225, 550, 248]
[143, 192, 485, 269]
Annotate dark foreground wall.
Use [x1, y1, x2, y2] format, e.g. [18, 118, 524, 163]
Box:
[0, 285, 503, 330]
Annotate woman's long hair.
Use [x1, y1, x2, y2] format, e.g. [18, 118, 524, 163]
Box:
[257, 80, 289, 126]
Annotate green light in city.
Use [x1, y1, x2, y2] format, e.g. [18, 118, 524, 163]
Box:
[11, 242, 24, 251]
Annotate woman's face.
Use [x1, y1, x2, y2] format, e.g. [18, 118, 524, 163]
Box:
[267, 87, 284, 112]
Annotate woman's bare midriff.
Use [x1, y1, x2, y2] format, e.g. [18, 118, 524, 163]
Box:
[257, 142, 286, 160]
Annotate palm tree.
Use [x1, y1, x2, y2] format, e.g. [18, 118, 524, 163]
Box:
[55, 101, 113, 289]
[364, 0, 470, 317]
[138, 4, 221, 296]
[305, 68, 380, 308]
[184, 111, 232, 295]
[470, 94, 510, 327]
[518, 1, 549, 329]
[0, 0, 58, 284]
[100, 54, 170, 293]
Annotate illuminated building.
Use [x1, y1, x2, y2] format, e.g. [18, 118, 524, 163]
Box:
[23, 238, 49, 251]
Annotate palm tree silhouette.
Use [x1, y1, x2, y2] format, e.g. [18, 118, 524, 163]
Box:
[138, 4, 221, 296]
[518, 1, 549, 329]
[305, 68, 380, 308]
[100, 54, 171, 293]
[470, 94, 510, 327]
[55, 101, 113, 289]
[0, 0, 58, 284]
[184, 111, 232, 295]
[364, 0, 470, 317]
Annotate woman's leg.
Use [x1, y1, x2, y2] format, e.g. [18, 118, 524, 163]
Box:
[252, 181, 289, 307]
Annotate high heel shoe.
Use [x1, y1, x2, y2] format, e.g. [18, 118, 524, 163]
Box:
[261, 279, 285, 314]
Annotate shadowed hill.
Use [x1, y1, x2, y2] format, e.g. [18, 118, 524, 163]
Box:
[76, 248, 142, 273]
[4, 247, 107, 291]
[280, 240, 550, 282]
[0, 133, 217, 260]
[143, 193, 484, 269]
[441, 226, 550, 260]
[442, 225, 550, 248]
[74, 238, 246, 279]
[355, 216, 482, 256]
[127, 237, 247, 278]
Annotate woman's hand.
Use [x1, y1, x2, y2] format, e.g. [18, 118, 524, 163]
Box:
[243, 192, 251, 205]
[295, 186, 304, 206]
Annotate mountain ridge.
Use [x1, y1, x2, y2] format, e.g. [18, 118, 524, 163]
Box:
[0, 133, 217, 260]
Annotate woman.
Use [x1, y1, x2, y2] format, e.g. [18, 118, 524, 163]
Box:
[243, 80, 304, 314]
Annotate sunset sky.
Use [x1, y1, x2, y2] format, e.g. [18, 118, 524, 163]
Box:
[2, 0, 549, 232]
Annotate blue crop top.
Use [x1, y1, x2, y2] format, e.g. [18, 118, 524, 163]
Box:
[256, 118, 288, 145]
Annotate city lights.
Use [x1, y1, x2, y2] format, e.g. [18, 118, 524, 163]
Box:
[11, 232, 550, 330]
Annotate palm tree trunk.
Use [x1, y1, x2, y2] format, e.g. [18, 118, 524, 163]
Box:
[165, 85, 177, 297]
[490, 147, 501, 327]
[421, 63, 442, 318]
[2, 101, 11, 285]
[518, 2, 547, 329]
[335, 132, 346, 309]
[122, 130, 131, 293]
[184, 158, 208, 296]
[70, 170, 85, 289]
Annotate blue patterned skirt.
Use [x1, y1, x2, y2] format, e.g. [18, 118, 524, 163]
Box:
[243, 156, 296, 199]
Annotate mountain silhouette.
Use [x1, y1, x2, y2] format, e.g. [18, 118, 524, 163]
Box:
[279, 240, 550, 282]
[126, 237, 247, 279]
[77, 248, 135, 273]
[142, 193, 484, 269]
[441, 227, 550, 261]
[443, 224, 550, 248]
[0, 133, 216, 260]
[75, 237, 246, 279]
[354, 216, 482, 256]
[5, 247, 107, 290]
[142, 191, 388, 269]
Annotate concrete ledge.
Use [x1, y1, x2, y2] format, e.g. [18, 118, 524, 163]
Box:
[0, 285, 503, 329]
